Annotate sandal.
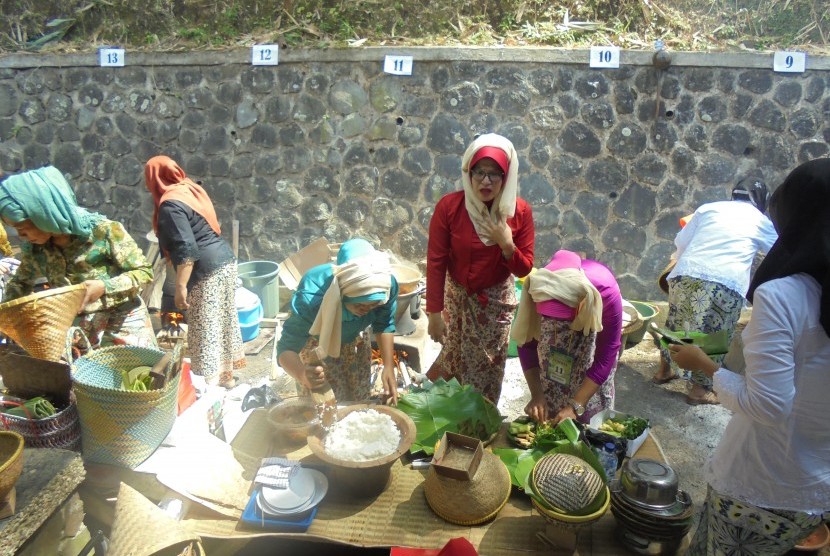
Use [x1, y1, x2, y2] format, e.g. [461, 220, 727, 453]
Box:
[651, 373, 679, 385]
[686, 391, 719, 405]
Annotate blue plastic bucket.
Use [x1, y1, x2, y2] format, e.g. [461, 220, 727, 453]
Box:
[236, 287, 263, 342]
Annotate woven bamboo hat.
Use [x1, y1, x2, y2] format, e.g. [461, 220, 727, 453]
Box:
[424, 450, 511, 526]
[108, 482, 203, 556]
[0, 284, 86, 361]
[657, 259, 677, 294]
[531, 453, 604, 515]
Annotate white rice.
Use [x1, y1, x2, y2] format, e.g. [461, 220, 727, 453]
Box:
[323, 409, 401, 462]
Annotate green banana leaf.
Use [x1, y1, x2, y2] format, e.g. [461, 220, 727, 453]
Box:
[655, 326, 729, 355]
[396, 378, 503, 455]
[493, 447, 547, 488]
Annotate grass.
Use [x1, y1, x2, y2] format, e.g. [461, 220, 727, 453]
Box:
[0, 0, 827, 53]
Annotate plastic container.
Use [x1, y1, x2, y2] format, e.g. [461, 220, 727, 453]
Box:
[597, 441, 618, 482]
[238, 261, 280, 319]
[626, 301, 660, 346]
[236, 286, 263, 342]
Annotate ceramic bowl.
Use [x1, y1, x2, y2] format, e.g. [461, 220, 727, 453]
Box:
[619, 458, 679, 509]
[267, 397, 321, 445]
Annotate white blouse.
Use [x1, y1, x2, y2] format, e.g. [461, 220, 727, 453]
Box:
[669, 200, 778, 295]
[709, 274, 830, 514]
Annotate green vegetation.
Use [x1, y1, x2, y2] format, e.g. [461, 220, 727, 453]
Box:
[0, 0, 827, 52]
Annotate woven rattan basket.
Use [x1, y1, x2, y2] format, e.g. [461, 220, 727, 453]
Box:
[424, 450, 511, 525]
[0, 431, 24, 503]
[0, 284, 86, 361]
[532, 453, 605, 515]
[73, 342, 182, 468]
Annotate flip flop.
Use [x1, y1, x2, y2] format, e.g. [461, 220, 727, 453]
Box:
[651, 374, 679, 385]
[686, 391, 719, 405]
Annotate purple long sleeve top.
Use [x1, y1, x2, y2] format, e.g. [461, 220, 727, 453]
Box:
[517, 259, 623, 386]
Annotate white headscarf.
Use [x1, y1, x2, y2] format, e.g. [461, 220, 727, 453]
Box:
[461, 133, 519, 246]
[308, 252, 392, 360]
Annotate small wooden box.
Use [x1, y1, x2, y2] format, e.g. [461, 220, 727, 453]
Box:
[431, 432, 483, 481]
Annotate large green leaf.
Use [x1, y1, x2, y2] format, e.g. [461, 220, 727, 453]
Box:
[396, 378, 503, 455]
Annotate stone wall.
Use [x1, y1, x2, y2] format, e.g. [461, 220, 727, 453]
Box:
[1, 48, 828, 298]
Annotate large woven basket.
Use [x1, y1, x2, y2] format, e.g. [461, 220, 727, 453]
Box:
[0, 284, 87, 361]
[0, 431, 24, 503]
[72, 343, 181, 468]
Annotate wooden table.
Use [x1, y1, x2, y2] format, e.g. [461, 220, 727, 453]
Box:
[171, 410, 674, 556]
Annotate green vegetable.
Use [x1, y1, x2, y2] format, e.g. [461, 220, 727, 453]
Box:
[600, 415, 649, 440]
[396, 378, 503, 455]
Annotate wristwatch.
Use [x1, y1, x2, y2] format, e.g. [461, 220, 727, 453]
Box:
[568, 399, 585, 416]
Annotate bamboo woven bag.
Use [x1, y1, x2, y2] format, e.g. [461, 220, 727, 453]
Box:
[72, 336, 182, 468]
[0, 284, 87, 361]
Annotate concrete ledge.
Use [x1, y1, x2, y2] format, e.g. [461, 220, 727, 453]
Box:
[2, 46, 829, 70]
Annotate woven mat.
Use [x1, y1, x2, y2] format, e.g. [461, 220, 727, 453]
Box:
[179, 411, 668, 555]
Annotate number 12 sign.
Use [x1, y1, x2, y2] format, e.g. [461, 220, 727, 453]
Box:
[590, 46, 620, 69]
[252, 45, 279, 66]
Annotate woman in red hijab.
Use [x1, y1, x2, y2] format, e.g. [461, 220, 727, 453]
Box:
[144, 156, 245, 388]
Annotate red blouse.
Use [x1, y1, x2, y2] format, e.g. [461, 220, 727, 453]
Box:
[426, 190, 535, 313]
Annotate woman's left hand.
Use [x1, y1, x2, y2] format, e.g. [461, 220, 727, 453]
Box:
[553, 405, 578, 425]
[669, 344, 718, 377]
[79, 279, 106, 313]
[380, 366, 398, 405]
[175, 285, 190, 311]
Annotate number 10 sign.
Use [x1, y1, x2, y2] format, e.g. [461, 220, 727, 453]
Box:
[590, 46, 620, 69]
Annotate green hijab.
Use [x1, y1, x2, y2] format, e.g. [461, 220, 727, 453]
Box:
[0, 166, 104, 237]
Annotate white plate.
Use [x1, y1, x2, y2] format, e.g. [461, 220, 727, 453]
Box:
[260, 469, 315, 511]
[257, 469, 329, 516]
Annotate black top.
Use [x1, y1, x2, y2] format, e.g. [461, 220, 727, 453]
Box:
[157, 200, 235, 287]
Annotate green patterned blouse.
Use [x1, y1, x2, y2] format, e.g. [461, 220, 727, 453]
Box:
[2, 219, 153, 313]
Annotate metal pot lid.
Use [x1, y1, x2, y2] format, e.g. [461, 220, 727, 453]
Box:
[611, 480, 693, 518]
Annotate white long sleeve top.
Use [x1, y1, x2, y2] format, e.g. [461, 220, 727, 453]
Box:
[668, 201, 778, 295]
[708, 274, 830, 514]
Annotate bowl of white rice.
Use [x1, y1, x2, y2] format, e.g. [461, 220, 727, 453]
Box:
[307, 404, 416, 497]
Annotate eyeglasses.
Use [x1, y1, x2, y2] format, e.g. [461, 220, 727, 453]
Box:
[471, 169, 504, 183]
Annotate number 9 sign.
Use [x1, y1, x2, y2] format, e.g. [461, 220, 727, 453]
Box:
[773, 51, 806, 73]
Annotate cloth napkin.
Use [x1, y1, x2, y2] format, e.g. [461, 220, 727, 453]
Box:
[255, 457, 300, 489]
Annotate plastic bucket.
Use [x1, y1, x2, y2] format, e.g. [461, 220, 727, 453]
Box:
[626, 301, 660, 345]
[238, 261, 280, 319]
[238, 299, 263, 342]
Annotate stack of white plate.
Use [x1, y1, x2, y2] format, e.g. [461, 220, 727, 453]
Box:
[257, 468, 329, 516]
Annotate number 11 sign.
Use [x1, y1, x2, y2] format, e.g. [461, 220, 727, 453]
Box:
[383, 55, 413, 76]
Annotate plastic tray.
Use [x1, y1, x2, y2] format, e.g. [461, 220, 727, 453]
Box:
[240, 487, 318, 531]
[588, 409, 650, 458]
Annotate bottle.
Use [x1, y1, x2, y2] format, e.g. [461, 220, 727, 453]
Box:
[598, 442, 618, 481]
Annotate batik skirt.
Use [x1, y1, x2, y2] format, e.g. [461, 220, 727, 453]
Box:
[77, 296, 158, 350]
[298, 329, 372, 402]
[427, 275, 518, 404]
[187, 262, 246, 386]
[661, 275, 743, 388]
[687, 486, 824, 555]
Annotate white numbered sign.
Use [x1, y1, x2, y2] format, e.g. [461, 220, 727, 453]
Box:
[99, 48, 125, 67]
[773, 51, 806, 73]
[252, 45, 279, 66]
[589, 46, 620, 69]
[383, 55, 413, 76]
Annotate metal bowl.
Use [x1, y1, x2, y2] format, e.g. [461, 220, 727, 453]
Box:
[619, 459, 679, 509]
